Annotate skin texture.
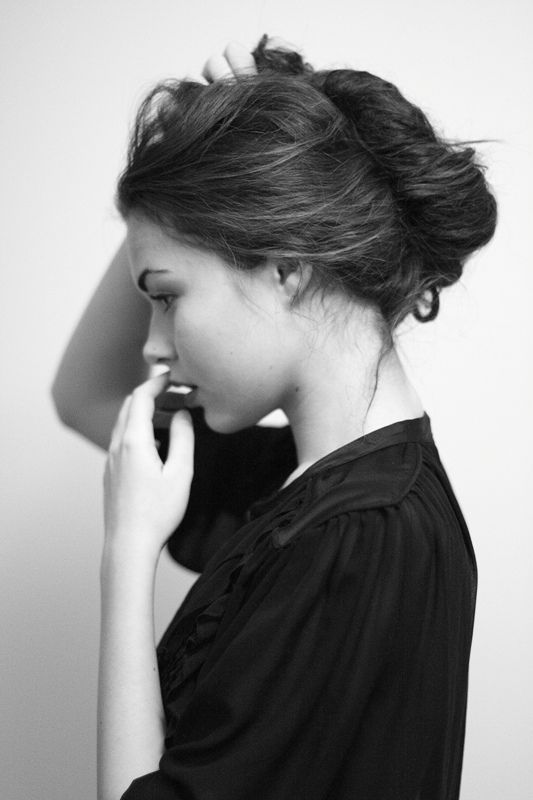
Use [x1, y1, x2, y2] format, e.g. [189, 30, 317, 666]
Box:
[202, 40, 258, 81]
[126, 215, 308, 435]
[103, 371, 194, 553]
[124, 214, 424, 469]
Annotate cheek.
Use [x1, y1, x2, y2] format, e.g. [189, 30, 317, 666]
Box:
[172, 311, 240, 375]
[174, 295, 283, 390]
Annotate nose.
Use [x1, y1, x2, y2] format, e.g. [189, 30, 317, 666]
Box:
[142, 315, 177, 367]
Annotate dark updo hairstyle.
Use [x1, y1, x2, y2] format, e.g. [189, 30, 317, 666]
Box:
[116, 34, 497, 338]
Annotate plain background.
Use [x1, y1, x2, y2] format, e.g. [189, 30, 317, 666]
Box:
[1, 1, 532, 798]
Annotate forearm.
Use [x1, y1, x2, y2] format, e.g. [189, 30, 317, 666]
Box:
[51, 239, 151, 450]
[98, 542, 165, 800]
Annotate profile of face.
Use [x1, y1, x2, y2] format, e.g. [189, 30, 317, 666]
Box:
[126, 215, 304, 433]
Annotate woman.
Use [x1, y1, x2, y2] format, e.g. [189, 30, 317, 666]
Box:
[52, 36, 497, 800]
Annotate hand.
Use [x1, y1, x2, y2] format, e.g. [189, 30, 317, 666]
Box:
[201, 41, 257, 82]
[103, 372, 194, 557]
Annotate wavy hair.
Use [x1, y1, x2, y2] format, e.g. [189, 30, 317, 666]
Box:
[116, 34, 497, 336]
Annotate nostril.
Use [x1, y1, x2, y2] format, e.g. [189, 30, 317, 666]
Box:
[142, 345, 158, 365]
[142, 345, 170, 367]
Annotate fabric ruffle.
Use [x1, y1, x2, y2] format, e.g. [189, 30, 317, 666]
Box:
[157, 551, 247, 744]
[157, 543, 272, 747]
[156, 482, 310, 747]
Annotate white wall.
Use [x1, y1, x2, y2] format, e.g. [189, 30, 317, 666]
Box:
[1, 1, 531, 798]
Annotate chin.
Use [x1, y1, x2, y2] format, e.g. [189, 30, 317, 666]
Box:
[202, 405, 265, 435]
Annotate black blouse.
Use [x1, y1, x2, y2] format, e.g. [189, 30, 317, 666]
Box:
[121, 410, 477, 800]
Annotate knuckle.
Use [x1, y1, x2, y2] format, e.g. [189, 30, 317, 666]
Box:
[121, 432, 141, 449]
[223, 41, 239, 59]
[208, 54, 231, 79]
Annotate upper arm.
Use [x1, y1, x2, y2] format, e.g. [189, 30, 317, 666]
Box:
[52, 395, 126, 451]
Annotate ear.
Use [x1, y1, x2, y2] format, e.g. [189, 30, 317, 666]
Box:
[273, 259, 313, 304]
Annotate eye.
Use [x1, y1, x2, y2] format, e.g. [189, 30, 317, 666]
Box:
[149, 294, 177, 313]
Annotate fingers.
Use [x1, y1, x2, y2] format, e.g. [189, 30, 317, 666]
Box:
[202, 41, 257, 83]
[129, 371, 171, 442]
[223, 42, 257, 75]
[112, 372, 171, 448]
[183, 73, 209, 85]
[165, 409, 195, 478]
[109, 394, 133, 450]
[202, 54, 233, 83]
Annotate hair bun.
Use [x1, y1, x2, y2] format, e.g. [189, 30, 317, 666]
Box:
[252, 34, 313, 76]
[316, 68, 497, 322]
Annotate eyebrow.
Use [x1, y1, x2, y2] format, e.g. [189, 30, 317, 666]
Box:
[137, 268, 171, 293]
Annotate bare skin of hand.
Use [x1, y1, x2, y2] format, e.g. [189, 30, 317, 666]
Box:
[201, 41, 258, 82]
[103, 371, 194, 556]
[200, 37, 299, 83]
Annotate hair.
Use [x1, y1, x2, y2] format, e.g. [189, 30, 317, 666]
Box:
[116, 34, 497, 341]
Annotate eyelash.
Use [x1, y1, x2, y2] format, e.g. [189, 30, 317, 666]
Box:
[149, 294, 176, 313]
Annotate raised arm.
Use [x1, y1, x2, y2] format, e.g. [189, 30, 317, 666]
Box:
[51, 41, 265, 454]
[51, 239, 151, 451]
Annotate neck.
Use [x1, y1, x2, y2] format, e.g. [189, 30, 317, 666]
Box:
[280, 311, 424, 481]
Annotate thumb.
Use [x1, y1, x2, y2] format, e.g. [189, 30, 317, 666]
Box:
[165, 409, 195, 477]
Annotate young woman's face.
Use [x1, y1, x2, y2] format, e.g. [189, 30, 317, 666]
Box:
[126, 216, 300, 433]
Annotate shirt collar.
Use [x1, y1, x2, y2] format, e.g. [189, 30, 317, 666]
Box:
[247, 412, 434, 521]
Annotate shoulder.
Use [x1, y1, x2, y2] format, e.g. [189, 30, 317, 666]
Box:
[270, 436, 460, 555]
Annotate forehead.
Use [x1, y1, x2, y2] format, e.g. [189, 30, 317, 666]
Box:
[126, 216, 196, 267]
[125, 216, 232, 286]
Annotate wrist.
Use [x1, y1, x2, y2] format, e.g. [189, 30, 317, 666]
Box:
[100, 535, 162, 576]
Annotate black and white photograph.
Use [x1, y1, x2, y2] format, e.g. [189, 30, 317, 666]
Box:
[1, 1, 531, 798]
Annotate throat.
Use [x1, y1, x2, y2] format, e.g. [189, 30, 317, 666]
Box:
[281, 345, 424, 474]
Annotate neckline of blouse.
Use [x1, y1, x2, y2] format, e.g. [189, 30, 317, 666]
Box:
[248, 412, 434, 519]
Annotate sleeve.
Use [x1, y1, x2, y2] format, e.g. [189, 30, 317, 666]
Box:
[120, 503, 453, 800]
[153, 402, 297, 573]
